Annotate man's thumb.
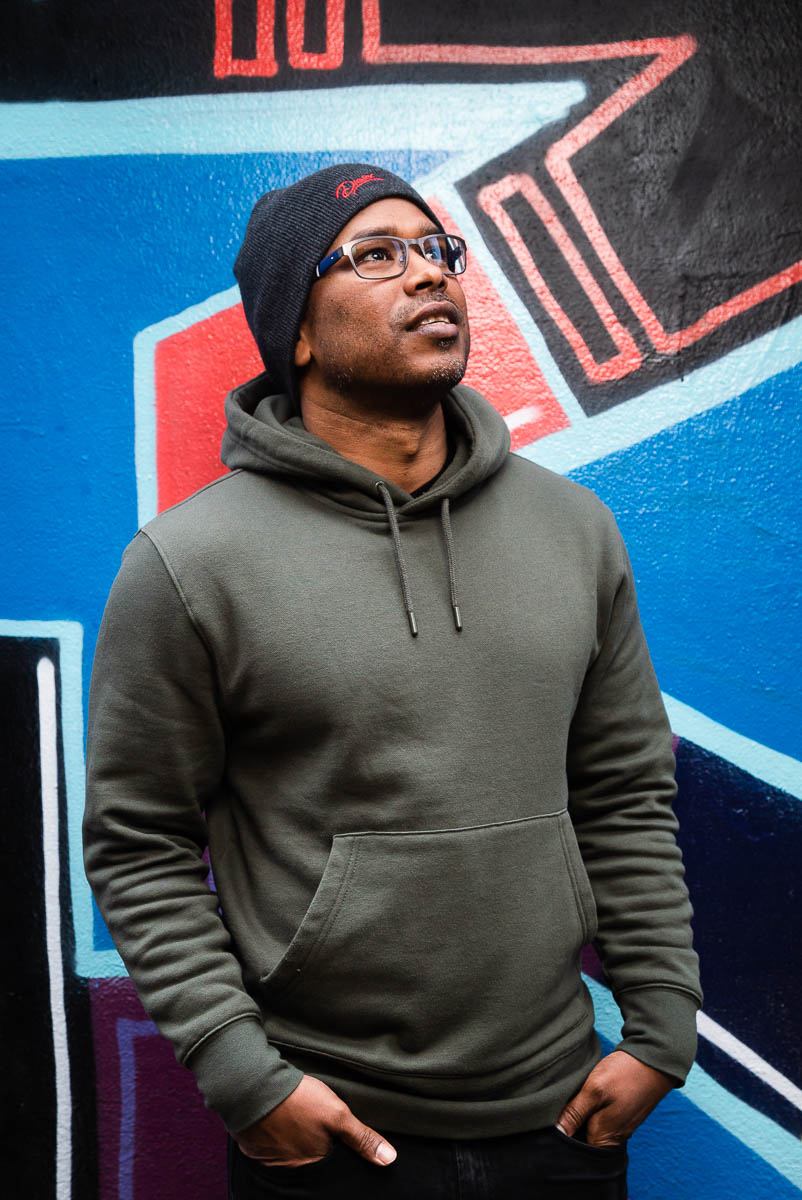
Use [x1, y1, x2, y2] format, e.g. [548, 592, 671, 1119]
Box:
[338, 1112, 397, 1166]
[556, 1089, 594, 1139]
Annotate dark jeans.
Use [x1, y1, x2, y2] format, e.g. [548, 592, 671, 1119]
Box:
[228, 1126, 628, 1199]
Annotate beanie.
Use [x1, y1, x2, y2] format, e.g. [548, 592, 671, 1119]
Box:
[233, 162, 444, 401]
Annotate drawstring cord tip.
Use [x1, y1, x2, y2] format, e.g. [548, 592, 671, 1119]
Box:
[452, 605, 463, 632]
[407, 611, 419, 637]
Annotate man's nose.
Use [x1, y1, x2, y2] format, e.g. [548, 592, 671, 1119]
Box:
[403, 245, 448, 291]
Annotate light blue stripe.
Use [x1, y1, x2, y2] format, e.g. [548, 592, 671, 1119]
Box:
[0, 84, 585, 160]
[584, 974, 802, 1188]
[522, 315, 802, 472]
[133, 285, 243, 527]
[664, 693, 802, 802]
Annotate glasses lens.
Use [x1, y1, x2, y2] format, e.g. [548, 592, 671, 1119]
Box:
[444, 235, 467, 274]
[351, 237, 406, 278]
[420, 235, 466, 274]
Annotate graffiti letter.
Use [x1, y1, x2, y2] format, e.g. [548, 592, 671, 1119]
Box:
[214, 0, 278, 78]
[477, 173, 641, 384]
[287, 0, 345, 70]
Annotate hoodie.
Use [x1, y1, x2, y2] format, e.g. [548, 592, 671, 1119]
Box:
[83, 378, 701, 1138]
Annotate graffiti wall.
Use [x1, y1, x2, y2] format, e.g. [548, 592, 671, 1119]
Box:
[2, 0, 800, 1195]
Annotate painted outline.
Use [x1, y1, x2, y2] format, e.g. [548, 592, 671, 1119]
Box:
[477, 172, 642, 382]
[521, 312, 802, 473]
[116, 1018, 159, 1200]
[697, 1012, 802, 1112]
[0, 620, 125, 979]
[0, 84, 583, 159]
[38, 655, 73, 1199]
[664, 691, 802, 804]
[542, 42, 802, 356]
[360, 6, 802, 380]
[133, 285, 242, 528]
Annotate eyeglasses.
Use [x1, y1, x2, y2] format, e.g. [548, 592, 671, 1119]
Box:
[315, 233, 468, 280]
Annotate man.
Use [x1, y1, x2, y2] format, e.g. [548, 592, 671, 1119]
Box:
[84, 163, 701, 1199]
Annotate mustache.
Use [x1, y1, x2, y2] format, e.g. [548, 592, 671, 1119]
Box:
[394, 293, 463, 330]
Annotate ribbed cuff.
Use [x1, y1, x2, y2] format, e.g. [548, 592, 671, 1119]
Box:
[614, 986, 701, 1085]
[186, 1016, 305, 1133]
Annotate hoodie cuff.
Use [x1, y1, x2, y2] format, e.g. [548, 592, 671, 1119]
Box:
[614, 986, 701, 1085]
[186, 1016, 305, 1133]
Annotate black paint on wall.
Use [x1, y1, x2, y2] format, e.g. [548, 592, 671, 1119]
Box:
[674, 738, 802, 1137]
[4, 0, 799, 408]
[459, 24, 802, 412]
[3, 0, 800, 104]
[0, 637, 58, 1197]
[0, 637, 98, 1200]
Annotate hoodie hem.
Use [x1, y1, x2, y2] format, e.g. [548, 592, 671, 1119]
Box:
[279, 1030, 603, 1138]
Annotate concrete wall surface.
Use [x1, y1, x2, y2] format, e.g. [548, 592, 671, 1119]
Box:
[2, 1, 800, 1196]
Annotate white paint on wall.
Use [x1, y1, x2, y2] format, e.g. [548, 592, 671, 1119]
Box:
[585, 974, 802, 1189]
[0, 620, 124, 980]
[37, 656, 73, 1199]
[697, 1011, 802, 1112]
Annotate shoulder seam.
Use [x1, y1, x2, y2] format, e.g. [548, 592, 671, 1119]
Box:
[137, 528, 217, 667]
[149, 470, 243, 519]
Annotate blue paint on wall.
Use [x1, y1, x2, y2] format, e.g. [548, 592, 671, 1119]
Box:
[1, 149, 447, 719]
[568, 364, 802, 761]
[2, 149, 449, 956]
[629, 1081, 802, 1200]
[595, 1032, 801, 1198]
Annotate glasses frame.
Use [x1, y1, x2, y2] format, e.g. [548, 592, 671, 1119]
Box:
[315, 233, 468, 280]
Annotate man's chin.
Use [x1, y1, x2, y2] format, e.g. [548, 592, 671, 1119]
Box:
[408, 350, 469, 395]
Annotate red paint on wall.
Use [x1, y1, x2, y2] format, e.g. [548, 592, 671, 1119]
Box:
[425, 197, 568, 450]
[155, 304, 262, 512]
[153, 199, 569, 512]
[477, 175, 642, 383]
[214, 0, 278, 78]
[286, 0, 345, 70]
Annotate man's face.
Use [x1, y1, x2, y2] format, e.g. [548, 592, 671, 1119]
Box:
[295, 198, 470, 413]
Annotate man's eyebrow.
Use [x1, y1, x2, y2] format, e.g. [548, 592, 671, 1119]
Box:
[347, 224, 441, 240]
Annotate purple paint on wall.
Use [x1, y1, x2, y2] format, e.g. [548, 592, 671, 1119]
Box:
[90, 979, 226, 1200]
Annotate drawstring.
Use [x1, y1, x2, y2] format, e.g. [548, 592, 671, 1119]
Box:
[376, 481, 418, 636]
[440, 497, 463, 632]
[375, 482, 463, 637]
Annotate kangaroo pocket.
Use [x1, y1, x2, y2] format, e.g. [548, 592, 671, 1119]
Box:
[259, 810, 598, 1090]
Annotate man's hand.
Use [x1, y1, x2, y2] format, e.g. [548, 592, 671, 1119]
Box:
[234, 1074, 397, 1168]
[556, 1051, 674, 1147]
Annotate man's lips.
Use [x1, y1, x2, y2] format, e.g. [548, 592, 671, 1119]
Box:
[405, 301, 461, 336]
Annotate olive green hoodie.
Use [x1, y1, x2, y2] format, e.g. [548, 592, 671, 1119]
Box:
[84, 378, 701, 1137]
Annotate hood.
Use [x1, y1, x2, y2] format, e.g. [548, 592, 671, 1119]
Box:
[220, 372, 510, 519]
[220, 374, 511, 636]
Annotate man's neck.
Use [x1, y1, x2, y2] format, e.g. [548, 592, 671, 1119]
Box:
[299, 392, 449, 494]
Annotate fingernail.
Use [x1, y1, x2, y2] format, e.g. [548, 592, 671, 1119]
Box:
[556, 1122, 569, 1135]
[376, 1141, 397, 1165]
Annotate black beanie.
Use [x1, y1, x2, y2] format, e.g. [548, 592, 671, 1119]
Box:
[233, 162, 444, 401]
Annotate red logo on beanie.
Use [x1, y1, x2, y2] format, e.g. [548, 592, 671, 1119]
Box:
[335, 173, 384, 199]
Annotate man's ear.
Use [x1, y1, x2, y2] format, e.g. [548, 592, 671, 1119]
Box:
[294, 321, 312, 368]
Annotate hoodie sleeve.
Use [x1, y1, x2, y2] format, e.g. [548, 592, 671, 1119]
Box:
[83, 531, 303, 1132]
[566, 510, 702, 1084]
